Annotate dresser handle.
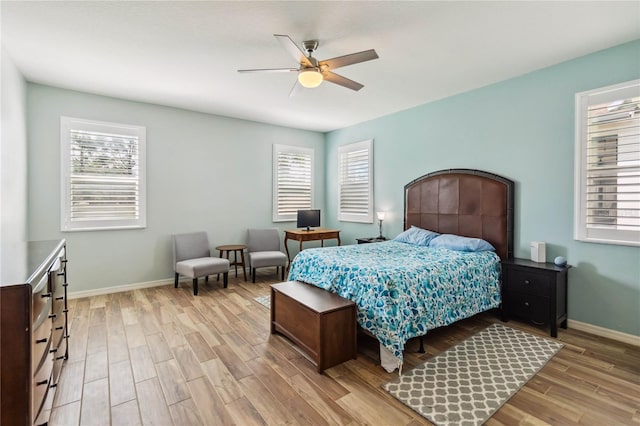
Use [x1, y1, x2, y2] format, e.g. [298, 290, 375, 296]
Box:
[49, 348, 58, 354]
[49, 383, 57, 388]
[57, 272, 65, 276]
[36, 379, 48, 386]
[48, 313, 57, 319]
[35, 338, 47, 344]
[41, 293, 52, 298]
[55, 326, 64, 330]
[56, 355, 65, 360]
[56, 296, 64, 301]
[63, 283, 68, 288]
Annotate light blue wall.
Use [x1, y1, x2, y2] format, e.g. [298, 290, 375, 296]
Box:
[27, 84, 325, 292]
[1, 45, 28, 279]
[325, 40, 640, 336]
[19, 40, 640, 335]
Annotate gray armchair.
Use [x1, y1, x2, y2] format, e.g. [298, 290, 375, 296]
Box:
[247, 228, 287, 283]
[172, 232, 229, 295]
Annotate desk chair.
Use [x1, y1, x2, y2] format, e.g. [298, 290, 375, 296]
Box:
[247, 228, 287, 283]
[172, 232, 229, 295]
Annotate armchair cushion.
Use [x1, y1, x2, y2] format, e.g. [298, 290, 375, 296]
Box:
[175, 257, 230, 278]
[249, 251, 287, 268]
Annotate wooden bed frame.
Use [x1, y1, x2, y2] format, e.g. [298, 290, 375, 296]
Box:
[404, 168, 515, 261]
[404, 168, 515, 354]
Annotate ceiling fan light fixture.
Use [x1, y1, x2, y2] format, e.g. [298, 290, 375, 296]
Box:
[298, 68, 323, 88]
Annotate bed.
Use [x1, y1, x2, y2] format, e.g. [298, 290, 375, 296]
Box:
[288, 169, 514, 371]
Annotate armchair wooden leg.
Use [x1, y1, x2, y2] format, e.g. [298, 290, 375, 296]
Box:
[174, 273, 179, 288]
[281, 266, 285, 280]
[252, 268, 256, 283]
[223, 272, 228, 288]
[193, 278, 198, 296]
[205, 275, 209, 283]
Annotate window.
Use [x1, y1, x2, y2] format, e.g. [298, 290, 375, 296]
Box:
[574, 80, 640, 246]
[338, 139, 373, 223]
[61, 117, 146, 231]
[272, 144, 313, 222]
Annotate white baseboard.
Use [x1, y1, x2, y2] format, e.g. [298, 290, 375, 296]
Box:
[67, 278, 173, 299]
[567, 319, 640, 347]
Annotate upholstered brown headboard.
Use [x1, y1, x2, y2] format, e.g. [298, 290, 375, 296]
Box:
[404, 169, 514, 260]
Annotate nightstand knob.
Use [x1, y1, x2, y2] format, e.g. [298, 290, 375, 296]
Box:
[523, 280, 530, 285]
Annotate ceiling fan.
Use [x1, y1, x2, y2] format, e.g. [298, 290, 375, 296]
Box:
[238, 34, 379, 95]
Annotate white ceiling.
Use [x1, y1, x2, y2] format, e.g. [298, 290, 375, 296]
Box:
[2, 1, 639, 132]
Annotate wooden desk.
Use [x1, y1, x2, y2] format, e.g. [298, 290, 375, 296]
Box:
[284, 228, 341, 262]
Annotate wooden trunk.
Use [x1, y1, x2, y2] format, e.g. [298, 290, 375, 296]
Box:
[270, 281, 357, 373]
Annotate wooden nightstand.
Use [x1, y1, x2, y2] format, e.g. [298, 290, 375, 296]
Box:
[356, 237, 387, 244]
[501, 258, 571, 338]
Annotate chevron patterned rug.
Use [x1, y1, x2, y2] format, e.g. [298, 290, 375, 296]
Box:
[254, 295, 270, 309]
[382, 323, 563, 426]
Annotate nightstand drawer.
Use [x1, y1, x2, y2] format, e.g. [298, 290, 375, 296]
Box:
[504, 268, 550, 296]
[506, 292, 549, 326]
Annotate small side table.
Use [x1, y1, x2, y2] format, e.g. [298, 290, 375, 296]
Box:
[216, 244, 247, 281]
[356, 236, 387, 244]
[501, 258, 571, 338]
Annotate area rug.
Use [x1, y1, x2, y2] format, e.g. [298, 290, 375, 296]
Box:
[254, 295, 270, 309]
[382, 323, 563, 426]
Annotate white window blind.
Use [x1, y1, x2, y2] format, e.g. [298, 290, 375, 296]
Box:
[61, 117, 146, 231]
[338, 139, 373, 223]
[272, 144, 313, 222]
[574, 80, 640, 246]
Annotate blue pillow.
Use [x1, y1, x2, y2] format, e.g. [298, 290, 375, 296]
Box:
[429, 234, 495, 252]
[394, 226, 440, 246]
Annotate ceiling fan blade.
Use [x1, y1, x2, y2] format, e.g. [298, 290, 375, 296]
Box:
[319, 49, 378, 70]
[237, 68, 298, 73]
[322, 71, 364, 91]
[274, 34, 312, 67]
[288, 79, 302, 97]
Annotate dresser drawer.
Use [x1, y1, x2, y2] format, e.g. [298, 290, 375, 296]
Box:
[32, 273, 52, 325]
[505, 268, 550, 297]
[49, 256, 64, 292]
[52, 339, 67, 385]
[51, 314, 65, 354]
[32, 315, 52, 374]
[32, 351, 53, 422]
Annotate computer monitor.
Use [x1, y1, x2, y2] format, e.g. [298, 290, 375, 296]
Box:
[296, 209, 320, 231]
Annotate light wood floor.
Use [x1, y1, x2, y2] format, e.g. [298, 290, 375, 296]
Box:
[48, 270, 640, 425]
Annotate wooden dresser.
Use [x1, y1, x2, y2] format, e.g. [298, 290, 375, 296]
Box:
[1, 240, 69, 425]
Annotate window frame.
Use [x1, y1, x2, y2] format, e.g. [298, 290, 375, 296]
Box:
[338, 139, 374, 223]
[272, 144, 314, 222]
[574, 79, 640, 247]
[60, 116, 147, 232]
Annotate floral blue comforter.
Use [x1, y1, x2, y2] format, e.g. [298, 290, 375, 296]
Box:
[288, 240, 501, 363]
